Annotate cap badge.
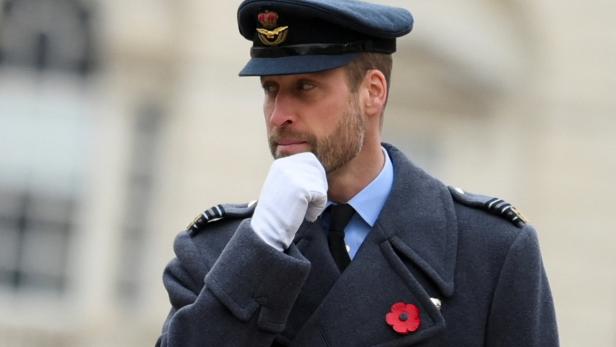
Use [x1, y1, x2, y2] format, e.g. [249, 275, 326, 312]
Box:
[256, 11, 288, 46]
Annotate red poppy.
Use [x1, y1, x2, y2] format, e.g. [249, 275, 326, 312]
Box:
[385, 302, 421, 334]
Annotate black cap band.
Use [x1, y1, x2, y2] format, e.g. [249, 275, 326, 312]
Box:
[250, 39, 396, 58]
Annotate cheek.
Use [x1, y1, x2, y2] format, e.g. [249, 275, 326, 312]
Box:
[315, 99, 348, 128]
[263, 101, 273, 125]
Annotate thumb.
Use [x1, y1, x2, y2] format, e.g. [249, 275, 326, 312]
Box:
[304, 190, 327, 222]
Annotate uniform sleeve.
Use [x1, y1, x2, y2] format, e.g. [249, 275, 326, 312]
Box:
[156, 220, 311, 347]
[485, 225, 559, 346]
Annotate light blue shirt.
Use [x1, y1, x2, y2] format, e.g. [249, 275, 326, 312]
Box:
[324, 147, 394, 259]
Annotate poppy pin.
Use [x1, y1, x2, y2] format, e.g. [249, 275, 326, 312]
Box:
[385, 302, 421, 335]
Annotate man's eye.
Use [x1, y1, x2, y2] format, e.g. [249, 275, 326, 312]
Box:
[262, 83, 278, 94]
[298, 81, 315, 91]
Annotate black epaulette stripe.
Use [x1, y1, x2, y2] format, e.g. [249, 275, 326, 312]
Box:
[486, 198, 500, 208]
[218, 204, 226, 215]
[488, 200, 509, 212]
[214, 205, 223, 217]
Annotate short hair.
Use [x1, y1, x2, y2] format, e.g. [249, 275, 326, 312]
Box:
[343, 53, 393, 93]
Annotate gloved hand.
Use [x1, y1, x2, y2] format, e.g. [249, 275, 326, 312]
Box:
[251, 152, 328, 251]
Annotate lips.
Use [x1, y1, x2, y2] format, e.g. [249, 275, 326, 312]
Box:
[277, 139, 307, 146]
[275, 139, 310, 155]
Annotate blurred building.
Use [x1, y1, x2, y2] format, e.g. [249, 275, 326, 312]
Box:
[0, 0, 614, 346]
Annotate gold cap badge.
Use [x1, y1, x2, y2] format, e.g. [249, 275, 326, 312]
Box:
[256, 11, 288, 46]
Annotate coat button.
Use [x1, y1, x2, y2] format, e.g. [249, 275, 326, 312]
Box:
[430, 297, 442, 310]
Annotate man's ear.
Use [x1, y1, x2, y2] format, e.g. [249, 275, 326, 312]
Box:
[361, 69, 388, 117]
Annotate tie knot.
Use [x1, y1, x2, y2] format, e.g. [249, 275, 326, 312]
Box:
[329, 204, 355, 232]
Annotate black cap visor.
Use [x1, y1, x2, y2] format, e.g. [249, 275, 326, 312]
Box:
[239, 53, 359, 76]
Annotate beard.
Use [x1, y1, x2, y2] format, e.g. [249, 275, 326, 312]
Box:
[268, 95, 365, 173]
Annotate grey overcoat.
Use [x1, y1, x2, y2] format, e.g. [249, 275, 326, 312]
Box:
[156, 144, 559, 346]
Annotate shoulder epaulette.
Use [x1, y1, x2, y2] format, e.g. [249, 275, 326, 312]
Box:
[448, 186, 527, 228]
[187, 201, 257, 235]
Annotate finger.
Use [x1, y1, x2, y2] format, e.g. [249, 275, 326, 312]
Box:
[305, 192, 327, 221]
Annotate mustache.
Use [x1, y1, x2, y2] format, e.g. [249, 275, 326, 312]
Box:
[269, 128, 315, 145]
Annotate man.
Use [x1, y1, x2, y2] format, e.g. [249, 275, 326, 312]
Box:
[157, 0, 559, 346]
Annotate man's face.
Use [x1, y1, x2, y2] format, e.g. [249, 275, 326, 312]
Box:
[261, 68, 365, 173]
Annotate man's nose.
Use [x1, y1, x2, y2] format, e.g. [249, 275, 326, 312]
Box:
[268, 93, 295, 128]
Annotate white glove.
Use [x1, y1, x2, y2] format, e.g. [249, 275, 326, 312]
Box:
[251, 152, 328, 251]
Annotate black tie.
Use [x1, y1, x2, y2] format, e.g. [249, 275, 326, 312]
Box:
[328, 204, 355, 271]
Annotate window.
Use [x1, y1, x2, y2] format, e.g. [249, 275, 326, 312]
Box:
[0, 189, 73, 295]
[0, 0, 96, 75]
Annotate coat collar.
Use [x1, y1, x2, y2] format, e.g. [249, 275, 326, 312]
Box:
[375, 143, 457, 297]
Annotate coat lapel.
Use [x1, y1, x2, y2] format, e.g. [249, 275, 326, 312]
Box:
[288, 144, 458, 346]
[277, 221, 341, 344]
[375, 144, 457, 298]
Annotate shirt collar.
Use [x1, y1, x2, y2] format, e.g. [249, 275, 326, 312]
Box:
[327, 146, 394, 227]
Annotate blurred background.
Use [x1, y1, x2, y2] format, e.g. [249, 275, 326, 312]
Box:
[0, 0, 614, 346]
